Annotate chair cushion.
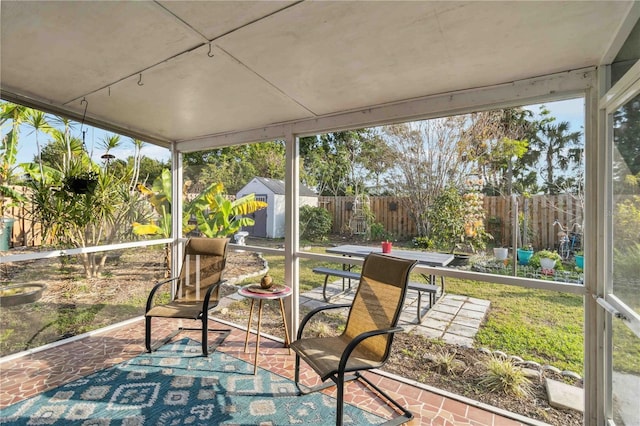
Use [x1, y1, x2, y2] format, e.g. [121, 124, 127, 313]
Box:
[290, 335, 383, 381]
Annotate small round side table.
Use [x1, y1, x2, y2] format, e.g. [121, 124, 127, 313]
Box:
[237, 284, 292, 374]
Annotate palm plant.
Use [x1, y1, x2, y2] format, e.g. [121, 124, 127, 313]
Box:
[528, 111, 582, 195]
[133, 173, 267, 275]
[132, 169, 175, 239]
[187, 182, 267, 238]
[0, 102, 30, 218]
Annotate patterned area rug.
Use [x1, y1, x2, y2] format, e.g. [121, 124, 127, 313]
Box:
[0, 338, 386, 425]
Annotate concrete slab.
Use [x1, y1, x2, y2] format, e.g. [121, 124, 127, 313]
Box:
[300, 298, 327, 311]
[428, 310, 456, 322]
[412, 326, 444, 339]
[463, 302, 490, 313]
[295, 290, 491, 350]
[466, 297, 491, 307]
[447, 323, 478, 338]
[451, 317, 483, 329]
[612, 371, 640, 426]
[421, 318, 449, 331]
[441, 333, 474, 347]
[438, 298, 465, 309]
[446, 294, 468, 302]
[546, 378, 584, 413]
[457, 309, 487, 320]
[431, 304, 461, 315]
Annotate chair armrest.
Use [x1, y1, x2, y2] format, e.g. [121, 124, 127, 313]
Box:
[145, 277, 179, 313]
[202, 279, 227, 307]
[297, 303, 351, 340]
[339, 326, 404, 373]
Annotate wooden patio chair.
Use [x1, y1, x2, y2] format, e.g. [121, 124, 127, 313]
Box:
[145, 237, 230, 356]
[290, 253, 417, 426]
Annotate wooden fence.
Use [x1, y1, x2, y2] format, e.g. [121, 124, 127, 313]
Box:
[4, 190, 582, 251]
[2, 186, 43, 248]
[318, 196, 417, 238]
[319, 194, 583, 250]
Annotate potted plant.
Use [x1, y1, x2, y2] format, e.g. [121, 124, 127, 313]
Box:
[575, 250, 584, 269]
[529, 250, 562, 275]
[538, 250, 560, 270]
[517, 244, 534, 265]
[493, 247, 509, 260]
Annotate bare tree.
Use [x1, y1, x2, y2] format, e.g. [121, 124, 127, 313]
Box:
[382, 117, 472, 237]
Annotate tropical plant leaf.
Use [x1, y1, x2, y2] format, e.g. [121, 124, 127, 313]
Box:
[132, 222, 163, 236]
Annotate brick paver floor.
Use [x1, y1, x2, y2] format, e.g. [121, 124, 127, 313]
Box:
[0, 317, 535, 425]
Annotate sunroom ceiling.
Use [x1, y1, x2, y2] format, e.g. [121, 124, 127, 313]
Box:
[0, 1, 635, 148]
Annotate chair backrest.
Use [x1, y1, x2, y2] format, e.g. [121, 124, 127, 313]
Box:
[343, 253, 417, 363]
[175, 237, 229, 305]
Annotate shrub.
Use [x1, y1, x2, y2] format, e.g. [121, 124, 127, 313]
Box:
[614, 195, 640, 248]
[478, 355, 532, 399]
[369, 222, 392, 241]
[299, 205, 332, 241]
[613, 242, 640, 279]
[425, 186, 491, 252]
[413, 236, 434, 249]
[430, 349, 462, 376]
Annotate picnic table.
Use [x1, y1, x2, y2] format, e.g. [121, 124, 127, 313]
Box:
[316, 244, 454, 321]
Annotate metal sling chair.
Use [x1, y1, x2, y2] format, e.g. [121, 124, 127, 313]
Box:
[290, 253, 418, 426]
[145, 237, 230, 356]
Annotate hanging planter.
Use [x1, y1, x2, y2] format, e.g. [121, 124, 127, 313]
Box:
[64, 171, 98, 194]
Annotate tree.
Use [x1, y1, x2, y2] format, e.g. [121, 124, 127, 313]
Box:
[19, 108, 152, 278]
[612, 93, 640, 192]
[184, 141, 286, 194]
[461, 108, 535, 195]
[0, 102, 31, 217]
[25, 109, 53, 179]
[527, 108, 582, 194]
[27, 159, 141, 278]
[300, 130, 375, 196]
[382, 118, 472, 237]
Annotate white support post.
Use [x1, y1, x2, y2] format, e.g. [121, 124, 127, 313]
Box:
[171, 143, 183, 295]
[284, 127, 300, 341]
[583, 66, 605, 426]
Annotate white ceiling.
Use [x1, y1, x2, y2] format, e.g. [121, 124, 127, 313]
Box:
[0, 1, 636, 148]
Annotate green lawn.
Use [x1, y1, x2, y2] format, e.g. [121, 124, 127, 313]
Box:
[446, 278, 584, 373]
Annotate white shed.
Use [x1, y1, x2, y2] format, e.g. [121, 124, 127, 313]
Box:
[237, 177, 318, 238]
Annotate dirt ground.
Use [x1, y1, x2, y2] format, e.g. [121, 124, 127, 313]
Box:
[0, 247, 583, 425]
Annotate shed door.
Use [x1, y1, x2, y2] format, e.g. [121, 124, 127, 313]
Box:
[245, 194, 268, 238]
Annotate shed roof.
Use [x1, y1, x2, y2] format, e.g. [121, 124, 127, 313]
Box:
[246, 177, 317, 197]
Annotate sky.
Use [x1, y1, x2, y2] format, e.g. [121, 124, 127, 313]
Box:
[12, 125, 171, 166]
[7, 97, 585, 171]
[526, 97, 585, 134]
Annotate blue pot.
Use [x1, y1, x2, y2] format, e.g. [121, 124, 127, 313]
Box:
[517, 248, 533, 265]
[0, 217, 15, 251]
[575, 255, 584, 269]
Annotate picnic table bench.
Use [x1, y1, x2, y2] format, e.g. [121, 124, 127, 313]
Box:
[312, 266, 440, 322]
[315, 246, 453, 322]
